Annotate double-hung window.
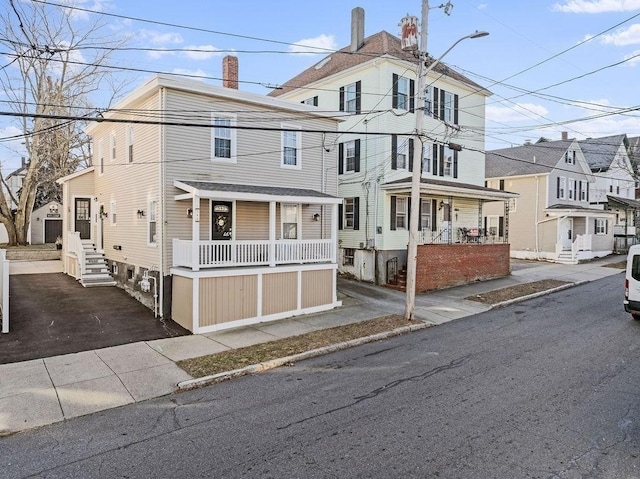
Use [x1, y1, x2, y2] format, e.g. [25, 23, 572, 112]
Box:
[396, 138, 408, 169]
[98, 139, 104, 176]
[424, 87, 432, 116]
[443, 91, 453, 123]
[422, 143, 431, 174]
[595, 218, 607, 235]
[340, 82, 360, 113]
[345, 140, 356, 172]
[557, 177, 566, 199]
[110, 131, 116, 161]
[212, 115, 236, 162]
[443, 146, 454, 177]
[148, 200, 157, 245]
[282, 204, 299, 239]
[396, 197, 407, 229]
[126, 126, 134, 164]
[421, 199, 432, 230]
[580, 181, 588, 201]
[110, 201, 117, 225]
[344, 198, 355, 229]
[281, 125, 301, 168]
[396, 77, 409, 110]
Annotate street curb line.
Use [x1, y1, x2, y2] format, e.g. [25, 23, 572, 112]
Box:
[490, 280, 587, 309]
[177, 322, 431, 391]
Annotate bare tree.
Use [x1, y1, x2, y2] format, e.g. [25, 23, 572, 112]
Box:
[0, 0, 127, 244]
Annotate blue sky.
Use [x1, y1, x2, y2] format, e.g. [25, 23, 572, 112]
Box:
[2, 0, 640, 170]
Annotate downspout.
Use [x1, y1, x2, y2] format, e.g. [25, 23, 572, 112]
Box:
[321, 133, 326, 239]
[158, 87, 166, 318]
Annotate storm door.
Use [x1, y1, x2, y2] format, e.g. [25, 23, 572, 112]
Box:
[212, 201, 233, 240]
[74, 198, 91, 240]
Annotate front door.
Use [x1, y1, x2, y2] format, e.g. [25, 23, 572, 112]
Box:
[74, 198, 91, 240]
[560, 218, 573, 250]
[212, 201, 233, 240]
[441, 203, 451, 242]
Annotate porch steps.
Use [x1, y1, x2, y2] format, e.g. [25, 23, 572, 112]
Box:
[80, 240, 116, 287]
[556, 251, 578, 265]
[386, 268, 407, 292]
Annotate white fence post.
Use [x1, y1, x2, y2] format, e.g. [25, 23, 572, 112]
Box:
[0, 249, 9, 333]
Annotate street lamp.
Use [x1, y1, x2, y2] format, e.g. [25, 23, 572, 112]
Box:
[404, 24, 489, 321]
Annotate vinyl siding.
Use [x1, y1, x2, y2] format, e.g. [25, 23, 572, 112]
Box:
[199, 275, 258, 327]
[262, 271, 297, 315]
[171, 275, 193, 331]
[302, 269, 333, 308]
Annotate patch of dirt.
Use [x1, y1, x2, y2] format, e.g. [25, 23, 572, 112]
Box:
[466, 279, 571, 305]
[178, 315, 415, 378]
[602, 261, 626, 269]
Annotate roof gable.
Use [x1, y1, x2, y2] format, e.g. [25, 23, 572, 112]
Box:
[579, 134, 627, 171]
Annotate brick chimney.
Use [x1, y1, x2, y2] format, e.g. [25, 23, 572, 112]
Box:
[222, 55, 238, 89]
[561, 131, 568, 140]
[350, 7, 365, 52]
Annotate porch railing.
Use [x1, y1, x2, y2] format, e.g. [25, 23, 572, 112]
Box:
[173, 239, 334, 269]
[67, 231, 86, 277]
[419, 227, 507, 245]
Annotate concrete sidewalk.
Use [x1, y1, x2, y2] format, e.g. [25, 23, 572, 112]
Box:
[0, 256, 626, 435]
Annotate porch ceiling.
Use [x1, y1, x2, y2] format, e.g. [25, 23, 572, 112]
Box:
[380, 176, 518, 202]
[174, 180, 342, 205]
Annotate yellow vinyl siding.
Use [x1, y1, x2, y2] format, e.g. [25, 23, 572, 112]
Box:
[198, 275, 258, 327]
[262, 272, 297, 315]
[171, 276, 193, 331]
[302, 269, 333, 308]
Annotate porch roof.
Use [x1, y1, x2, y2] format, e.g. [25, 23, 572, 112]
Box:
[380, 176, 518, 201]
[546, 203, 616, 215]
[174, 180, 342, 205]
[607, 195, 640, 210]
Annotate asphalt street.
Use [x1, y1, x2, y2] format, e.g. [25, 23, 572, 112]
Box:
[2, 273, 639, 478]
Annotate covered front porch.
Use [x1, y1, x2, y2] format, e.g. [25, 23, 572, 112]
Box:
[170, 180, 343, 333]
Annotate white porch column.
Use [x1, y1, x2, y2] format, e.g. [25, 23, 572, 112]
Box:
[191, 195, 200, 271]
[269, 201, 276, 267]
[331, 203, 338, 263]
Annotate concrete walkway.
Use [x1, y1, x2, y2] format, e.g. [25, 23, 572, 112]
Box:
[0, 256, 626, 435]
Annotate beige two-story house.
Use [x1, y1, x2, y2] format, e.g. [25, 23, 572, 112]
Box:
[270, 7, 516, 289]
[58, 66, 343, 334]
[485, 138, 615, 263]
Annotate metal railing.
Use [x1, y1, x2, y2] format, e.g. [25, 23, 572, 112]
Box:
[386, 257, 398, 285]
[419, 227, 508, 245]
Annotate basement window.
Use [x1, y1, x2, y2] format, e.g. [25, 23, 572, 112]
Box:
[343, 248, 355, 266]
[127, 267, 135, 281]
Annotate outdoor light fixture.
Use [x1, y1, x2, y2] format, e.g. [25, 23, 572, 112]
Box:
[313, 213, 321, 221]
[137, 209, 145, 218]
[187, 208, 193, 218]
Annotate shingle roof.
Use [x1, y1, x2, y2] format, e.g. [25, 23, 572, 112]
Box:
[176, 180, 337, 199]
[607, 195, 640, 210]
[485, 140, 575, 178]
[268, 31, 486, 98]
[579, 134, 627, 171]
[382, 176, 515, 198]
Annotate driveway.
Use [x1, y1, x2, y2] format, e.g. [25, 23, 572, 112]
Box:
[0, 272, 189, 364]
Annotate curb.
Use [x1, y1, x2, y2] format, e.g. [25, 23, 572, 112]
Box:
[177, 321, 431, 391]
[490, 280, 587, 309]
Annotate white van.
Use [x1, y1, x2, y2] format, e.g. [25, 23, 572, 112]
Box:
[624, 244, 640, 320]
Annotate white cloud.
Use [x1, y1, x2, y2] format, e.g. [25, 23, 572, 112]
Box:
[289, 34, 337, 55]
[170, 68, 209, 79]
[486, 103, 549, 123]
[553, 0, 640, 13]
[623, 48, 640, 65]
[477, 3, 488, 9]
[147, 48, 174, 60]
[601, 23, 640, 45]
[183, 45, 221, 61]
[139, 30, 184, 45]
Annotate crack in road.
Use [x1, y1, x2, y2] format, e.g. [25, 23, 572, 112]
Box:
[277, 355, 472, 430]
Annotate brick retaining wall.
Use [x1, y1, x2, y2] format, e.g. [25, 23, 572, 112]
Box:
[416, 243, 510, 292]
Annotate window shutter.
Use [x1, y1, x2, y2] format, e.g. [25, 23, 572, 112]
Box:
[499, 216, 504, 237]
[313, 96, 318, 106]
[605, 219, 608, 234]
[431, 199, 437, 232]
[354, 197, 360, 230]
[392, 74, 399, 109]
[433, 87, 439, 119]
[432, 144, 438, 175]
[418, 200, 422, 231]
[454, 94, 459, 125]
[439, 145, 445, 176]
[439, 89, 445, 120]
[408, 138, 414, 172]
[339, 87, 345, 112]
[338, 203, 343, 230]
[390, 196, 397, 230]
[579, 180, 582, 200]
[407, 197, 411, 228]
[391, 135, 398, 170]
[409, 79, 415, 113]
[453, 150, 458, 178]
[354, 139, 361, 173]
[484, 216, 487, 235]
[355, 81, 361, 114]
[557, 177, 560, 198]
[586, 182, 590, 202]
[594, 218, 597, 233]
[338, 142, 344, 175]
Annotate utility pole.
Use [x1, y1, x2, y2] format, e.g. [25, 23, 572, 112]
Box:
[403, 1, 487, 320]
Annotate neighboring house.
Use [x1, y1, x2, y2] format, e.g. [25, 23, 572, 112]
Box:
[269, 7, 516, 289]
[4, 157, 27, 210]
[579, 134, 640, 252]
[627, 136, 640, 198]
[485, 138, 615, 263]
[58, 63, 343, 334]
[29, 201, 62, 244]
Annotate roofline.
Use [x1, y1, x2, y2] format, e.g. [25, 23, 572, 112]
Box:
[56, 166, 94, 184]
[485, 172, 551, 181]
[173, 180, 343, 205]
[87, 75, 343, 134]
[380, 181, 518, 201]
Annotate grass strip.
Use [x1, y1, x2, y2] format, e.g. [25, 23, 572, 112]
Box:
[466, 279, 571, 305]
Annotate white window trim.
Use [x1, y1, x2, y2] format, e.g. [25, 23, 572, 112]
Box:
[396, 76, 409, 111]
[147, 199, 157, 247]
[344, 82, 357, 113]
[281, 203, 301, 239]
[443, 91, 453, 123]
[281, 124, 302, 169]
[344, 198, 355, 229]
[396, 137, 409, 170]
[422, 144, 431, 175]
[595, 218, 607, 235]
[343, 140, 357, 174]
[396, 197, 408, 230]
[110, 200, 117, 226]
[126, 126, 134, 165]
[558, 176, 566, 200]
[211, 113, 237, 163]
[420, 198, 431, 230]
[110, 131, 116, 162]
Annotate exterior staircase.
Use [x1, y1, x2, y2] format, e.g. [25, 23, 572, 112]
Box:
[79, 240, 116, 287]
[556, 250, 578, 265]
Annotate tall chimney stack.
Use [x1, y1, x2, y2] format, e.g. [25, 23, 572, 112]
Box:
[561, 131, 568, 141]
[350, 7, 365, 52]
[222, 55, 239, 89]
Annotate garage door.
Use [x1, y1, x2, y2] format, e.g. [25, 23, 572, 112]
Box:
[44, 219, 62, 243]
